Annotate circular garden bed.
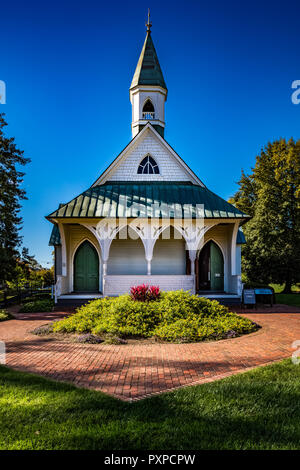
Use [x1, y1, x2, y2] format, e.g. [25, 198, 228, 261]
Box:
[34, 289, 260, 344]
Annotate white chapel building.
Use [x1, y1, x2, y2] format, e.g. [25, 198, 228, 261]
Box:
[47, 17, 248, 305]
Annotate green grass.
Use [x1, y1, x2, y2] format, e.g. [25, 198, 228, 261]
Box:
[276, 293, 300, 308]
[0, 359, 300, 450]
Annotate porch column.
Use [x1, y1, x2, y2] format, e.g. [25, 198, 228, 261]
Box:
[231, 222, 240, 275]
[188, 249, 197, 294]
[147, 258, 152, 275]
[98, 237, 113, 297]
[143, 232, 155, 277]
[103, 260, 107, 276]
[57, 223, 67, 276]
[101, 258, 108, 295]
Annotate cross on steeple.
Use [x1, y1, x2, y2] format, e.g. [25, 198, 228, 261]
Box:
[146, 8, 152, 33]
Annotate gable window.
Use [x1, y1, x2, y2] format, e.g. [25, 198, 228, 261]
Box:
[142, 99, 155, 120]
[138, 155, 159, 174]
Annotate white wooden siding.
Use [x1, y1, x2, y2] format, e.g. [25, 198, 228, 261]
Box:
[107, 238, 147, 275]
[152, 238, 186, 275]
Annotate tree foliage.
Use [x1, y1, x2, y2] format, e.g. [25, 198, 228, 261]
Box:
[0, 113, 30, 282]
[21, 247, 42, 271]
[230, 138, 300, 292]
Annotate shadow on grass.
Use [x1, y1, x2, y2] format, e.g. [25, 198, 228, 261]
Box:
[0, 360, 299, 450]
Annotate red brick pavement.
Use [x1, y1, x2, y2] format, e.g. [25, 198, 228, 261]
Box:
[0, 304, 299, 401]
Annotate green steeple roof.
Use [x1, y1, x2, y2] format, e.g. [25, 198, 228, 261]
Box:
[130, 31, 167, 90]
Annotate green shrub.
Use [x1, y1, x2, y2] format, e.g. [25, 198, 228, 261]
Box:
[0, 310, 13, 322]
[53, 290, 258, 343]
[22, 293, 52, 303]
[154, 315, 257, 343]
[54, 295, 160, 337]
[19, 299, 54, 313]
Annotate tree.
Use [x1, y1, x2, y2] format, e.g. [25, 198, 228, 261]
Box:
[230, 138, 300, 293]
[6, 265, 27, 291]
[0, 113, 30, 283]
[41, 266, 54, 286]
[21, 247, 42, 271]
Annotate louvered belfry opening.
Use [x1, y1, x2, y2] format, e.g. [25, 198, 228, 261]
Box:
[142, 99, 155, 120]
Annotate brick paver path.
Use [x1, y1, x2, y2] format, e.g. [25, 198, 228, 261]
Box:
[1, 305, 300, 401]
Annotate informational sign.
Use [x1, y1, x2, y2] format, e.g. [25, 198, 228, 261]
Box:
[254, 288, 273, 295]
[243, 289, 256, 305]
[254, 287, 273, 306]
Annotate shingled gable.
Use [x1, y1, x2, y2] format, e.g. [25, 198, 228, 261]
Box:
[91, 123, 204, 187]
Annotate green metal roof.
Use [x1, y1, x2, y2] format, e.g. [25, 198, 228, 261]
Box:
[130, 32, 167, 90]
[237, 228, 246, 244]
[49, 224, 60, 246]
[47, 181, 249, 220]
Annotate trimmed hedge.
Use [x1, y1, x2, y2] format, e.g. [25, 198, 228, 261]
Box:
[53, 291, 258, 343]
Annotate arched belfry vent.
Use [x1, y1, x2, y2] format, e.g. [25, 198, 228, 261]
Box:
[137, 155, 159, 174]
[142, 99, 155, 120]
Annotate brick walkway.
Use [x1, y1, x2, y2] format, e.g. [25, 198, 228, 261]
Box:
[1, 305, 300, 401]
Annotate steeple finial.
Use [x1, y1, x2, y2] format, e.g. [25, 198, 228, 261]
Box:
[146, 8, 152, 33]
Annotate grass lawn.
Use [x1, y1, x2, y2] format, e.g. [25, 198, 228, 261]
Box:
[276, 294, 300, 308]
[0, 359, 299, 450]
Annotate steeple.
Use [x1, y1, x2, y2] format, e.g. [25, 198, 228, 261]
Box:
[130, 10, 167, 90]
[130, 11, 168, 138]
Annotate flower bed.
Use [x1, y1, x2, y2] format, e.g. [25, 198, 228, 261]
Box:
[52, 290, 259, 343]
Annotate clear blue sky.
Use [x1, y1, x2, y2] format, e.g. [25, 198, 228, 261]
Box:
[1, 0, 300, 266]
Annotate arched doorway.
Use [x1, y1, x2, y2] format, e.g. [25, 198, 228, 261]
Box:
[198, 241, 224, 291]
[74, 241, 99, 292]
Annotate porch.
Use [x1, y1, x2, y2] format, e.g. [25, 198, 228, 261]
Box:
[52, 218, 243, 304]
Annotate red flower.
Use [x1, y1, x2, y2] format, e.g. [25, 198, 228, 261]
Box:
[130, 284, 160, 302]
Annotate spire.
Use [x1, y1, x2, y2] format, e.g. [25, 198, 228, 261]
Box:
[146, 8, 152, 33]
[130, 12, 167, 90]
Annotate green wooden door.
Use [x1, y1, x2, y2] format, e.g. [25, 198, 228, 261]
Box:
[74, 241, 99, 292]
[210, 242, 224, 291]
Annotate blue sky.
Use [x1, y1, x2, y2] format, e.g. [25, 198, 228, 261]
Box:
[1, 0, 300, 266]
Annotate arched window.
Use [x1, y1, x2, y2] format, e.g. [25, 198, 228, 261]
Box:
[138, 155, 159, 174]
[142, 99, 155, 119]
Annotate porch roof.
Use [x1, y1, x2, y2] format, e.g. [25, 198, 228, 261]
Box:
[49, 224, 60, 246]
[47, 181, 249, 222]
[237, 228, 246, 244]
